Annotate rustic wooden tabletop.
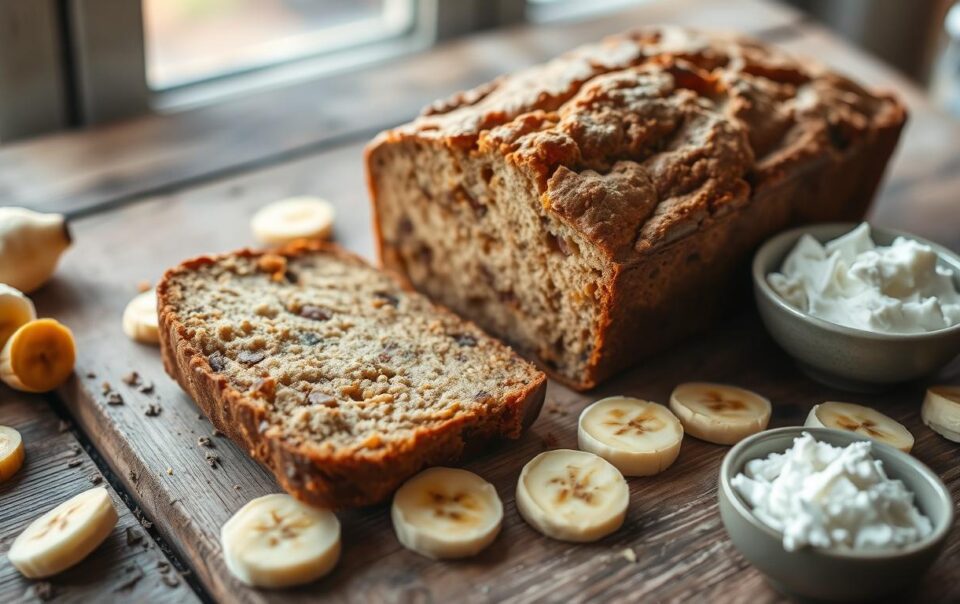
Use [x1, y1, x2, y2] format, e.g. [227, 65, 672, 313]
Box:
[1, 1, 958, 602]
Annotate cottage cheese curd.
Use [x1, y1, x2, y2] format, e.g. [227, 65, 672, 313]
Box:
[731, 433, 932, 552]
[768, 223, 960, 334]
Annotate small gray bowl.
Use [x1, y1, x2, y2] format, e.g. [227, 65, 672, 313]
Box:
[718, 427, 953, 602]
[753, 223, 960, 391]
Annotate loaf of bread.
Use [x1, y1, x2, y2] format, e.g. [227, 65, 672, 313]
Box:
[157, 242, 546, 507]
[366, 28, 906, 390]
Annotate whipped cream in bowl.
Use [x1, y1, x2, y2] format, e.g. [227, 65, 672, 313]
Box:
[718, 427, 953, 602]
[768, 223, 960, 334]
[752, 223, 960, 390]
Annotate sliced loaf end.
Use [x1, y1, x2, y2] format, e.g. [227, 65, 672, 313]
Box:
[157, 241, 546, 507]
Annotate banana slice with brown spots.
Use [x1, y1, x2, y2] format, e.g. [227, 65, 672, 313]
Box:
[8, 487, 118, 578]
[669, 382, 772, 445]
[221, 494, 340, 587]
[516, 449, 628, 543]
[806, 401, 914, 453]
[578, 396, 683, 476]
[391, 467, 502, 559]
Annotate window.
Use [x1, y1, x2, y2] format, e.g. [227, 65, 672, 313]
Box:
[144, 0, 417, 91]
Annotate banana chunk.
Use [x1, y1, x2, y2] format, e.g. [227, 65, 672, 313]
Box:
[9, 487, 118, 578]
[669, 382, 771, 445]
[805, 401, 914, 453]
[922, 386, 960, 443]
[0, 207, 71, 293]
[516, 449, 628, 543]
[251, 197, 335, 246]
[392, 467, 502, 559]
[0, 425, 25, 482]
[0, 319, 76, 393]
[122, 290, 159, 345]
[0, 284, 36, 350]
[221, 494, 340, 588]
[577, 396, 683, 476]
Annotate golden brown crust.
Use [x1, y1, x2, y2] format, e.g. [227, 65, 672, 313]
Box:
[365, 27, 908, 391]
[157, 241, 546, 507]
[368, 27, 905, 261]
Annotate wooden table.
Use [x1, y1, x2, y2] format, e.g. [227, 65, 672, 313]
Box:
[2, 1, 959, 602]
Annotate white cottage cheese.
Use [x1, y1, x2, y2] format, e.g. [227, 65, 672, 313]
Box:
[731, 433, 932, 552]
[768, 223, 960, 334]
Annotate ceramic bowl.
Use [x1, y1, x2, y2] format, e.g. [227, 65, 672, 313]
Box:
[752, 223, 960, 391]
[718, 427, 953, 602]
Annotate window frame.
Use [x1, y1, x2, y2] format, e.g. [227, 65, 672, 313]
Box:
[0, 0, 529, 137]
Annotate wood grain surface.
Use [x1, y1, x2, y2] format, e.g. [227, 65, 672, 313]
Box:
[2, 2, 959, 602]
[0, 393, 198, 603]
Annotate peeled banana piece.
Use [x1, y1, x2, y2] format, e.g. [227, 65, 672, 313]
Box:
[669, 382, 771, 445]
[578, 396, 683, 476]
[221, 494, 340, 588]
[0, 425, 25, 482]
[0, 318, 76, 392]
[805, 401, 914, 453]
[921, 386, 960, 443]
[251, 197, 335, 245]
[9, 487, 118, 578]
[0, 207, 71, 293]
[122, 290, 159, 345]
[516, 449, 628, 543]
[0, 283, 36, 349]
[392, 467, 502, 559]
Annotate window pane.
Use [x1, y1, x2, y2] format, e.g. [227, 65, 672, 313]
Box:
[144, 0, 413, 90]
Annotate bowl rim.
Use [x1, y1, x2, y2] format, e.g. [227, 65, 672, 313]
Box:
[719, 426, 954, 560]
[751, 222, 960, 342]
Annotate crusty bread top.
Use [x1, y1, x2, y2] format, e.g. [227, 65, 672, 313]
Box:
[158, 243, 545, 462]
[370, 27, 906, 261]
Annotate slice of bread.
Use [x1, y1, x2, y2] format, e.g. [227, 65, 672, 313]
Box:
[157, 242, 546, 507]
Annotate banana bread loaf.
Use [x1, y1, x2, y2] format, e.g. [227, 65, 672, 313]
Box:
[157, 242, 546, 507]
[365, 27, 907, 390]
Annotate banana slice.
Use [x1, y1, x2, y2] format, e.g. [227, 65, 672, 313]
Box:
[8, 487, 118, 578]
[922, 386, 960, 443]
[577, 396, 683, 476]
[516, 449, 628, 543]
[122, 290, 159, 345]
[0, 425, 25, 482]
[0, 319, 76, 393]
[392, 467, 502, 559]
[251, 197, 335, 245]
[805, 401, 914, 453]
[221, 494, 340, 588]
[0, 284, 36, 350]
[669, 382, 771, 445]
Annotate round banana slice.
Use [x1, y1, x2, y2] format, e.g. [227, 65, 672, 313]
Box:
[0, 319, 76, 393]
[0, 425, 25, 482]
[922, 386, 960, 443]
[577, 396, 683, 476]
[0, 284, 36, 350]
[9, 487, 118, 578]
[251, 197, 335, 246]
[805, 401, 914, 453]
[392, 467, 502, 559]
[122, 290, 159, 345]
[669, 382, 771, 445]
[516, 449, 629, 543]
[221, 494, 340, 588]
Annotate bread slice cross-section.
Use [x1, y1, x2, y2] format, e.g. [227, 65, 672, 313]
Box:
[158, 242, 546, 508]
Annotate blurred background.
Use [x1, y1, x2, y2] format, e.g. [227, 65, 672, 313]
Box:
[0, 0, 958, 142]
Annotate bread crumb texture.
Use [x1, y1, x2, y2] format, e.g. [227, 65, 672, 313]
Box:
[162, 248, 541, 458]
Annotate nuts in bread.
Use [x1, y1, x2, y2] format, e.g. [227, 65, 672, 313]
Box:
[157, 241, 546, 507]
[366, 27, 907, 389]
